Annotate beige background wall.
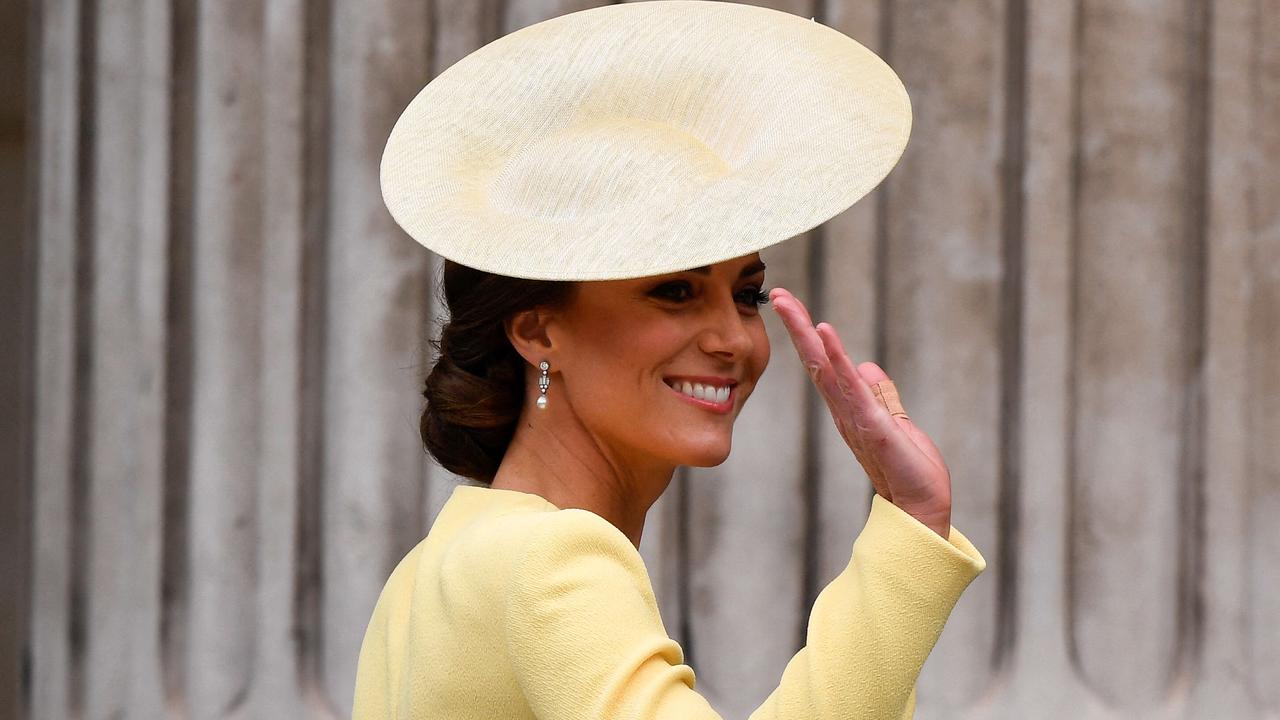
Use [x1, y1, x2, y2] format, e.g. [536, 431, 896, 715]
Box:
[6, 0, 1277, 718]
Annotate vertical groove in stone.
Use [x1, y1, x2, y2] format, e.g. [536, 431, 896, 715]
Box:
[995, 0, 1028, 677]
[161, 0, 197, 711]
[30, 0, 84, 716]
[6, 1, 38, 717]
[296, 0, 333, 711]
[1173, 0, 1213, 693]
[1063, 0, 1085, 690]
[68, 0, 97, 715]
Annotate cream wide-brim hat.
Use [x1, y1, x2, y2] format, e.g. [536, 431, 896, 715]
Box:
[380, 0, 910, 281]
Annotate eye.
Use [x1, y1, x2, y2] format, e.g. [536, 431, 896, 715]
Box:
[649, 280, 694, 302]
[648, 280, 770, 309]
[737, 286, 770, 308]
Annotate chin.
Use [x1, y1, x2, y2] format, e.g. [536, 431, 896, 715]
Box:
[676, 438, 733, 467]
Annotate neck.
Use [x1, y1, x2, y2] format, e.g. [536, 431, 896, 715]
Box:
[491, 399, 675, 549]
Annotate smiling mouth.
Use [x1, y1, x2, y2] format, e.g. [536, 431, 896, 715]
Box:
[663, 378, 736, 413]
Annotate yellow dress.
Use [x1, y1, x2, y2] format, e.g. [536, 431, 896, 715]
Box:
[352, 483, 986, 719]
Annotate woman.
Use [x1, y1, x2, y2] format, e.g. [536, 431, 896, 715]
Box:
[354, 2, 985, 717]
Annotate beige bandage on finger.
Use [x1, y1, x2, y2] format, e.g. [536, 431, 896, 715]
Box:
[870, 380, 910, 420]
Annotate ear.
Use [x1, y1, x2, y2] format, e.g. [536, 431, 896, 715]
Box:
[504, 307, 556, 370]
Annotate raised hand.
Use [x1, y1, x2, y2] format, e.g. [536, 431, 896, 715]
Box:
[768, 287, 953, 539]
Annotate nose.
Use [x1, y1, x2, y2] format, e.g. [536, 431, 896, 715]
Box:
[697, 293, 755, 360]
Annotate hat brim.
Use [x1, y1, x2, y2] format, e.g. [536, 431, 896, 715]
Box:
[380, 0, 911, 281]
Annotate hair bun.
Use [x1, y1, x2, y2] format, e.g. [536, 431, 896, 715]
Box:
[421, 350, 522, 482]
[418, 261, 575, 483]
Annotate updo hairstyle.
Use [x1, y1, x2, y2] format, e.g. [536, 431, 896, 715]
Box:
[421, 259, 577, 483]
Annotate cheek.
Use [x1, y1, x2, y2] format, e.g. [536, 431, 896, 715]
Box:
[565, 314, 683, 398]
[590, 312, 689, 365]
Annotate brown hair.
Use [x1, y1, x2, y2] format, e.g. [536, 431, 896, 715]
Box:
[421, 260, 577, 483]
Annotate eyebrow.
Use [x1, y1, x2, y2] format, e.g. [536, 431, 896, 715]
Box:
[684, 259, 767, 278]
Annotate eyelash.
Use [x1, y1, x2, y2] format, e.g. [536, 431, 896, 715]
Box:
[649, 281, 770, 308]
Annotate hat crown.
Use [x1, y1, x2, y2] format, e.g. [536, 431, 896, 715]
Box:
[491, 117, 730, 221]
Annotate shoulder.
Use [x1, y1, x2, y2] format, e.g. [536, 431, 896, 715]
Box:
[441, 507, 652, 598]
[444, 504, 629, 553]
[470, 508, 661, 626]
[511, 508, 645, 570]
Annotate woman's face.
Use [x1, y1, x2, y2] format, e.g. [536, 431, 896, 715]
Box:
[546, 253, 771, 468]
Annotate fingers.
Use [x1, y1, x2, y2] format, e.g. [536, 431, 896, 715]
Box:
[813, 322, 896, 435]
[814, 322, 942, 492]
[771, 286, 917, 448]
[768, 288, 839, 397]
[769, 286, 817, 325]
[853, 360, 891, 388]
[900, 421, 948, 474]
[841, 353, 947, 470]
[770, 291, 951, 512]
[771, 288, 885, 430]
[771, 289, 894, 499]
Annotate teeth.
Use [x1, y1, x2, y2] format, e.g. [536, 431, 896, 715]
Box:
[668, 379, 731, 404]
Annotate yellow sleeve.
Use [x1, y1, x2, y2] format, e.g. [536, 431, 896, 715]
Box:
[753, 494, 986, 719]
[503, 494, 985, 719]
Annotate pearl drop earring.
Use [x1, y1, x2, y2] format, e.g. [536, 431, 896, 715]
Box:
[536, 360, 550, 409]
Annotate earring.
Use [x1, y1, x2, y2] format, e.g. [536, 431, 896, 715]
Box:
[536, 360, 550, 409]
